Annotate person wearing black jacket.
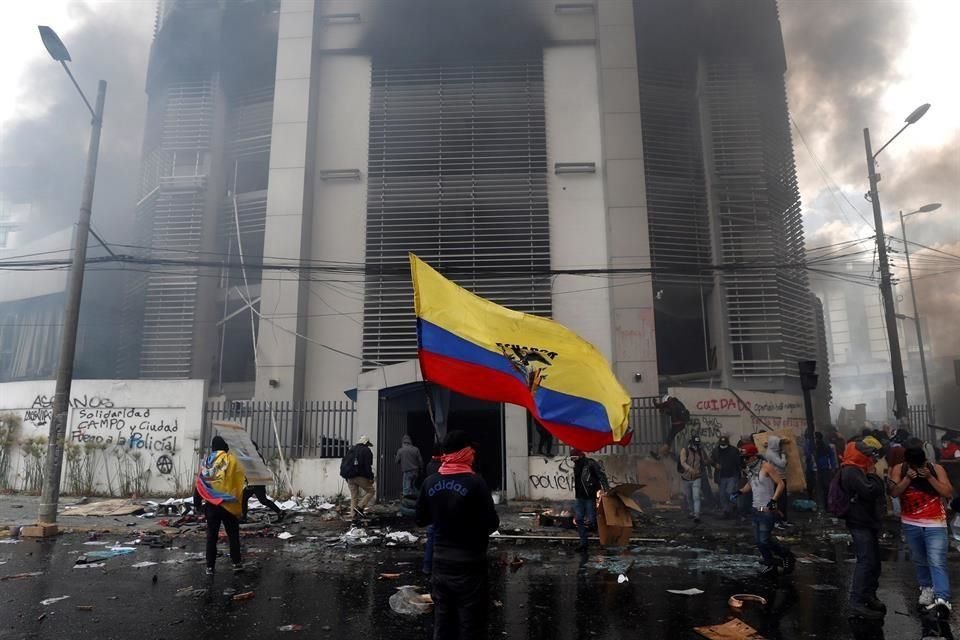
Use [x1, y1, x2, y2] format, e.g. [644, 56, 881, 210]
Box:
[712, 436, 742, 518]
[346, 435, 375, 520]
[839, 436, 887, 620]
[416, 431, 499, 640]
[571, 448, 609, 552]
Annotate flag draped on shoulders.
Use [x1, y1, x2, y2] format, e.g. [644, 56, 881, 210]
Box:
[410, 254, 632, 452]
[195, 450, 245, 518]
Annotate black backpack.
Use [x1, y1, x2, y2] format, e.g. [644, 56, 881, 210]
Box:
[340, 446, 359, 480]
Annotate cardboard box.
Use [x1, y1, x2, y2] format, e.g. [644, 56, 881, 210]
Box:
[21, 523, 59, 538]
[596, 483, 645, 547]
[753, 430, 806, 494]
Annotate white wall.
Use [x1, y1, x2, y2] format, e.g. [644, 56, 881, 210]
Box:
[303, 54, 371, 400]
[288, 457, 348, 498]
[0, 380, 205, 496]
[545, 45, 614, 362]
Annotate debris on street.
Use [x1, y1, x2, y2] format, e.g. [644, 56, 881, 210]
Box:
[0, 571, 43, 581]
[388, 586, 433, 616]
[727, 594, 768, 609]
[40, 596, 71, 606]
[694, 618, 765, 640]
[667, 588, 704, 596]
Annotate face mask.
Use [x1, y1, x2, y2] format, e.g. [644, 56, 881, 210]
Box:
[719, 444, 729, 449]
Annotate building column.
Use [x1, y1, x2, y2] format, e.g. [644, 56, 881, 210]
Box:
[504, 404, 529, 500]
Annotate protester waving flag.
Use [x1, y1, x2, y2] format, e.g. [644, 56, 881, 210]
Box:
[410, 254, 632, 452]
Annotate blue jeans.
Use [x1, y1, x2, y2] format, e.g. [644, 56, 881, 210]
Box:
[402, 470, 417, 497]
[718, 477, 739, 514]
[684, 478, 702, 516]
[903, 524, 950, 601]
[849, 527, 881, 604]
[574, 498, 596, 546]
[753, 509, 788, 565]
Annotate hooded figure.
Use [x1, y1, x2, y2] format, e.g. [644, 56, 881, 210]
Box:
[194, 435, 246, 574]
[396, 435, 424, 498]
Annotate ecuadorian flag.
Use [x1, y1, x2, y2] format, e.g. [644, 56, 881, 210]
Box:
[410, 254, 632, 452]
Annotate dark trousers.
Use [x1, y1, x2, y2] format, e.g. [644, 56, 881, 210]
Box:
[423, 525, 436, 574]
[817, 469, 835, 508]
[753, 509, 789, 565]
[205, 503, 241, 569]
[849, 527, 881, 605]
[242, 485, 282, 518]
[432, 563, 488, 640]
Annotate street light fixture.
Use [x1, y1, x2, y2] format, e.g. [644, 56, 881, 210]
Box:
[862, 103, 930, 423]
[899, 202, 943, 423]
[36, 26, 108, 529]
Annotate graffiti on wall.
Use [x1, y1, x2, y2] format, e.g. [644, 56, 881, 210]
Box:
[70, 406, 180, 453]
[23, 394, 115, 427]
[528, 456, 575, 492]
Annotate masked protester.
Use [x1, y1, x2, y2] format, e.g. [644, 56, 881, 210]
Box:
[712, 436, 741, 518]
[416, 430, 499, 640]
[839, 436, 887, 620]
[194, 435, 246, 575]
[733, 442, 796, 578]
[680, 436, 705, 523]
[570, 448, 609, 552]
[889, 439, 955, 618]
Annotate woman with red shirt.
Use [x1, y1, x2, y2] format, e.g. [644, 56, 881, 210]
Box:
[890, 440, 954, 618]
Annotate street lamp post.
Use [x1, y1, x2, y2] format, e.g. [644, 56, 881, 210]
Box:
[900, 202, 942, 423]
[36, 26, 108, 527]
[863, 103, 930, 424]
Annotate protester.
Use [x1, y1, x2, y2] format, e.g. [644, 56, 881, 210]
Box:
[939, 434, 960, 461]
[763, 434, 792, 528]
[654, 394, 690, 454]
[839, 436, 887, 620]
[341, 435, 376, 521]
[535, 422, 555, 457]
[194, 435, 246, 575]
[812, 431, 839, 508]
[241, 440, 285, 523]
[396, 435, 424, 498]
[734, 442, 795, 577]
[711, 435, 741, 518]
[422, 444, 442, 576]
[889, 439, 954, 617]
[416, 430, 499, 640]
[570, 448, 610, 552]
[886, 429, 909, 516]
[680, 436, 705, 523]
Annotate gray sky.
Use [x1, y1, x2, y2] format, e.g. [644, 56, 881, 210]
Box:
[0, 0, 957, 352]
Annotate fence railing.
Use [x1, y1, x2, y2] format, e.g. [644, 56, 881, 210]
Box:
[203, 400, 356, 461]
[907, 404, 936, 445]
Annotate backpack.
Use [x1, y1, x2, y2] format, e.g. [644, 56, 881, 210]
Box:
[827, 468, 853, 518]
[340, 446, 359, 480]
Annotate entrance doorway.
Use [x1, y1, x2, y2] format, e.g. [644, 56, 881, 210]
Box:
[377, 384, 504, 501]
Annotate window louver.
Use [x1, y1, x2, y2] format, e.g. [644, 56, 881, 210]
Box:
[363, 60, 552, 367]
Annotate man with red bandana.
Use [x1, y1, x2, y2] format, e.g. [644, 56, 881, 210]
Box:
[838, 436, 887, 620]
[416, 430, 499, 640]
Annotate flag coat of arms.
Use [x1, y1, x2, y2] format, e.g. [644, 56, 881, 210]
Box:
[410, 254, 632, 452]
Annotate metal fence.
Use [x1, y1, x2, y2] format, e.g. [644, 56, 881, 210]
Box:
[530, 396, 667, 457]
[907, 404, 936, 445]
[203, 400, 356, 461]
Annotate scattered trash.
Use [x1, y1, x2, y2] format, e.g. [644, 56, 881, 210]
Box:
[81, 547, 136, 561]
[791, 498, 818, 512]
[277, 532, 294, 541]
[83, 541, 112, 546]
[0, 539, 21, 545]
[41, 596, 71, 606]
[728, 594, 768, 610]
[176, 586, 208, 598]
[797, 554, 834, 564]
[37, 613, 47, 622]
[278, 625, 304, 632]
[389, 586, 433, 616]
[694, 618, 764, 640]
[131, 561, 158, 569]
[667, 588, 704, 596]
[232, 591, 255, 602]
[0, 571, 43, 581]
[493, 600, 503, 608]
[73, 563, 106, 569]
[76, 605, 94, 612]
[341, 527, 378, 546]
[385, 531, 419, 544]
[617, 574, 629, 584]
[379, 573, 402, 580]
[587, 557, 634, 575]
[828, 533, 852, 544]
[809, 584, 839, 591]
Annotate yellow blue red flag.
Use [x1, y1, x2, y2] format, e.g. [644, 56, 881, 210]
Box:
[410, 254, 632, 452]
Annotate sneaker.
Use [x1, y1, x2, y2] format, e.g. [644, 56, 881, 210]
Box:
[205, 567, 214, 576]
[919, 587, 935, 607]
[759, 563, 778, 578]
[774, 522, 788, 531]
[865, 597, 887, 614]
[232, 563, 245, 574]
[849, 601, 884, 620]
[926, 598, 951, 619]
[781, 552, 797, 575]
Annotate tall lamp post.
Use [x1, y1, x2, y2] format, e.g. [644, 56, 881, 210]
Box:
[899, 202, 942, 422]
[863, 103, 930, 424]
[36, 26, 108, 527]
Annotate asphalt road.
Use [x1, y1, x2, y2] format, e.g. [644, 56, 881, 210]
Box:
[0, 527, 957, 640]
